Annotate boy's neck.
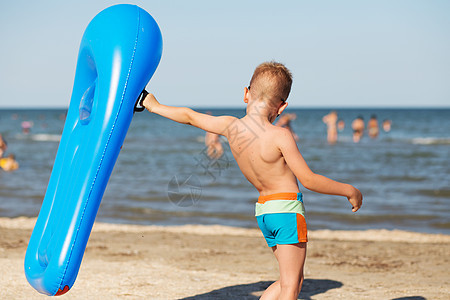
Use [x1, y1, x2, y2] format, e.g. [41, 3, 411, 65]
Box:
[245, 99, 278, 124]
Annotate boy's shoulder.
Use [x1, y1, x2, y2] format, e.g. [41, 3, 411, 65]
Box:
[260, 123, 295, 142]
[268, 122, 293, 135]
[267, 124, 298, 150]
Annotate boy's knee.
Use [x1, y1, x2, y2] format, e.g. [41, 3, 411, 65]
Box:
[280, 275, 304, 295]
[280, 280, 300, 295]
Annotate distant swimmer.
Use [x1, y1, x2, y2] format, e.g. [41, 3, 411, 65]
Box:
[275, 113, 299, 141]
[0, 134, 7, 158]
[382, 119, 392, 132]
[204, 112, 224, 160]
[337, 119, 345, 132]
[351, 116, 365, 143]
[21, 121, 33, 134]
[205, 131, 224, 160]
[0, 154, 19, 172]
[368, 115, 379, 139]
[322, 111, 338, 144]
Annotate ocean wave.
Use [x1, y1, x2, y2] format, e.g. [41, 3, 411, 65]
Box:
[307, 211, 437, 223]
[417, 189, 450, 198]
[431, 221, 450, 229]
[411, 137, 450, 145]
[378, 175, 426, 182]
[384, 150, 437, 159]
[99, 205, 254, 224]
[14, 133, 61, 142]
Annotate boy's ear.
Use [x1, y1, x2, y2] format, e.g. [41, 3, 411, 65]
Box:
[278, 102, 288, 115]
[243, 86, 249, 103]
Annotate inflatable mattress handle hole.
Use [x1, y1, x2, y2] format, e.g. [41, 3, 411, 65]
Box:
[79, 79, 97, 125]
[134, 89, 149, 113]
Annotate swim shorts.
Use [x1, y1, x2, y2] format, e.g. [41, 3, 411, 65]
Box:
[255, 192, 307, 247]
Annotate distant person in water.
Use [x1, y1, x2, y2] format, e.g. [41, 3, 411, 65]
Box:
[0, 153, 19, 172]
[337, 119, 345, 132]
[351, 116, 365, 143]
[275, 113, 299, 141]
[382, 119, 392, 132]
[205, 112, 224, 160]
[367, 115, 379, 139]
[0, 134, 7, 158]
[21, 121, 33, 134]
[205, 131, 224, 160]
[322, 111, 338, 144]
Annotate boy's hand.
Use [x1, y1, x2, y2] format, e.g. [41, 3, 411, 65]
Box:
[143, 93, 160, 113]
[347, 187, 363, 212]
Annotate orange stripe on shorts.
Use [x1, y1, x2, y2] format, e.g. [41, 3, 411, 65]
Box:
[258, 192, 298, 204]
[296, 213, 308, 242]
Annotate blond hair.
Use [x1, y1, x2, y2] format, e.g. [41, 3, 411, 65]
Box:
[249, 61, 293, 107]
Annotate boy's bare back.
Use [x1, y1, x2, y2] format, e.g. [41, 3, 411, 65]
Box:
[221, 114, 301, 196]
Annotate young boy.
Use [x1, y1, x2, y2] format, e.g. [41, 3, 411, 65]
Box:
[143, 61, 362, 300]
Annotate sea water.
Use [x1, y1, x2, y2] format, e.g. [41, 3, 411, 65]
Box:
[0, 108, 449, 234]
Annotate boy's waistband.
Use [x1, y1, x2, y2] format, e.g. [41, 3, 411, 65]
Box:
[255, 192, 304, 217]
[258, 192, 302, 204]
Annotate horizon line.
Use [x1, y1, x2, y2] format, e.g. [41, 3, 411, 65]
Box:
[0, 106, 449, 110]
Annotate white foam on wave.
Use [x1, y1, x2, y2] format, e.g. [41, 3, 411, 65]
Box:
[412, 137, 450, 145]
[14, 133, 61, 142]
[31, 134, 61, 142]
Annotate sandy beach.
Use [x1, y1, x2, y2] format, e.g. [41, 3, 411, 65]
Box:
[1, 217, 449, 299]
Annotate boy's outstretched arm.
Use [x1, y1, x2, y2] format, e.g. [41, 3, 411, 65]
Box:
[143, 93, 235, 135]
[277, 129, 363, 212]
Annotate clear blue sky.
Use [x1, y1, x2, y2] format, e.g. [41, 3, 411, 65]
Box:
[1, 0, 449, 108]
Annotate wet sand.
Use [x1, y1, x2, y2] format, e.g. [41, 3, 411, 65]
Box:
[1, 217, 449, 299]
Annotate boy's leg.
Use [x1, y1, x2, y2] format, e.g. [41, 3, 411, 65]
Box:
[260, 243, 307, 300]
[260, 246, 280, 300]
[277, 243, 307, 299]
